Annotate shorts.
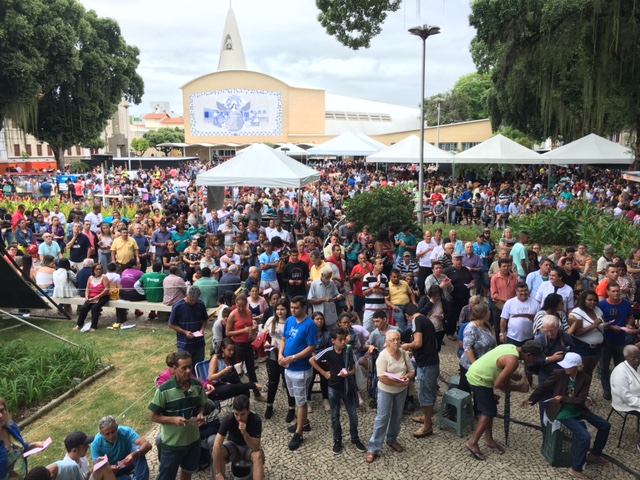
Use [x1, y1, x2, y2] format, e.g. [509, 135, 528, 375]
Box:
[470, 385, 497, 418]
[416, 364, 439, 407]
[353, 295, 364, 313]
[285, 368, 314, 407]
[223, 440, 265, 464]
[259, 280, 280, 293]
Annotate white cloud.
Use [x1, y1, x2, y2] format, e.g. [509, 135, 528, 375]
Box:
[79, 0, 476, 116]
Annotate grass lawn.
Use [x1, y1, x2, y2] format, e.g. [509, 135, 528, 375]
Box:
[0, 315, 182, 467]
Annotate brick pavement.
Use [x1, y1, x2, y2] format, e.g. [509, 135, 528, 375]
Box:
[140, 333, 639, 480]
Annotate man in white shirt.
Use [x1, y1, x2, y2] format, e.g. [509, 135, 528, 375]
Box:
[270, 220, 291, 244]
[84, 205, 103, 234]
[50, 204, 67, 225]
[500, 282, 539, 346]
[416, 230, 437, 297]
[610, 345, 640, 414]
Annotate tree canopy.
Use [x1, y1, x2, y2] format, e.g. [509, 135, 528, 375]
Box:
[0, 0, 144, 167]
[422, 72, 492, 126]
[316, 0, 401, 50]
[143, 128, 185, 156]
[470, 0, 640, 163]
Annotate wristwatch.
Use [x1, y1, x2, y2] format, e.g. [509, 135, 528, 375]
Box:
[499, 333, 505, 338]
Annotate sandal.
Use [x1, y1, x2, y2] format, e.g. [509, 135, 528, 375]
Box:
[568, 468, 590, 480]
[366, 453, 377, 463]
[485, 443, 505, 455]
[388, 443, 404, 453]
[412, 415, 425, 423]
[466, 446, 486, 461]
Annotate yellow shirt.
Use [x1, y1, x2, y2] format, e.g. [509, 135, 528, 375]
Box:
[388, 280, 412, 306]
[111, 236, 138, 265]
[309, 261, 327, 283]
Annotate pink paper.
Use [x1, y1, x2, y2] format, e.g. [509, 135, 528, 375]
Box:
[340, 368, 349, 376]
[191, 331, 203, 338]
[23, 438, 52, 458]
[384, 372, 407, 382]
[262, 288, 273, 296]
[93, 455, 109, 472]
[117, 460, 127, 469]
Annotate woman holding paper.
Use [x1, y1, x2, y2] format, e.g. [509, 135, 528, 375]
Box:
[0, 397, 47, 480]
[207, 338, 266, 401]
[366, 330, 415, 463]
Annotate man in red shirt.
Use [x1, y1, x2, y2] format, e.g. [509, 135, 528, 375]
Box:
[349, 252, 372, 321]
[11, 204, 25, 233]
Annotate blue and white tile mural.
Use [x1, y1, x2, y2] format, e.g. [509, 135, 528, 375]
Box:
[190, 89, 283, 137]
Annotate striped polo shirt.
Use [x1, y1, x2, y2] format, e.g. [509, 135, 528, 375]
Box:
[149, 376, 206, 449]
[363, 272, 389, 311]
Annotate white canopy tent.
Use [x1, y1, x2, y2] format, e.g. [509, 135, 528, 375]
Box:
[356, 133, 388, 151]
[542, 133, 634, 165]
[305, 131, 383, 156]
[275, 143, 309, 157]
[196, 143, 321, 188]
[453, 134, 543, 164]
[366, 134, 454, 163]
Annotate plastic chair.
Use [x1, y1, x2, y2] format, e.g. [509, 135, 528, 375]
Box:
[194, 360, 210, 381]
[448, 375, 461, 390]
[606, 406, 640, 447]
[438, 388, 474, 438]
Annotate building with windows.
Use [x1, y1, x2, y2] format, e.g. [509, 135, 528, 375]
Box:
[181, 6, 492, 156]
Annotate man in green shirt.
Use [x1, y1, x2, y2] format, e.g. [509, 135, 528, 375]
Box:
[194, 267, 219, 309]
[395, 225, 417, 258]
[136, 262, 167, 303]
[149, 351, 206, 480]
[464, 341, 543, 460]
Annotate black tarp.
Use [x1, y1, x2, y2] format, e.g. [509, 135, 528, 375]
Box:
[0, 258, 50, 309]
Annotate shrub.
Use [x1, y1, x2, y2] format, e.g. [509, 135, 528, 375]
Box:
[0, 340, 103, 413]
[68, 161, 91, 173]
[344, 186, 420, 235]
[509, 202, 637, 257]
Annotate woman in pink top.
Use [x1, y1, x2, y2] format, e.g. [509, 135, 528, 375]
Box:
[74, 264, 111, 332]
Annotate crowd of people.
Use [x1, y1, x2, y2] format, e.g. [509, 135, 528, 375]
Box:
[2, 160, 640, 480]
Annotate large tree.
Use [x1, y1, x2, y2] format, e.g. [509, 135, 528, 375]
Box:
[470, 0, 640, 164]
[316, 0, 401, 50]
[422, 72, 492, 126]
[0, 0, 144, 168]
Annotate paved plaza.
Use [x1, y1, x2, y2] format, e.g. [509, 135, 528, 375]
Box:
[138, 328, 639, 480]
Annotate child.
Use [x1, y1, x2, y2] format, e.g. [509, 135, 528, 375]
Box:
[309, 328, 366, 456]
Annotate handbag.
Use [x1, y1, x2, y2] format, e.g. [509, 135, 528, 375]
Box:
[251, 330, 271, 358]
[110, 288, 120, 301]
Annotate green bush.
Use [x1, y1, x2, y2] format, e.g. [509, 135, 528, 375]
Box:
[68, 161, 91, 173]
[0, 340, 103, 413]
[344, 187, 419, 235]
[509, 202, 638, 257]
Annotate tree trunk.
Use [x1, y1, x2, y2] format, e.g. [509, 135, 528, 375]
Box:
[634, 116, 640, 171]
[54, 133, 65, 170]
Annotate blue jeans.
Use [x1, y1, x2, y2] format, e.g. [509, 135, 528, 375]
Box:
[391, 306, 407, 332]
[178, 344, 205, 366]
[328, 386, 360, 443]
[600, 341, 625, 396]
[367, 388, 407, 454]
[116, 447, 149, 480]
[558, 411, 610, 472]
[157, 442, 200, 480]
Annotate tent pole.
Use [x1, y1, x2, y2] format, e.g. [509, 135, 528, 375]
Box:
[297, 188, 301, 221]
[547, 162, 551, 192]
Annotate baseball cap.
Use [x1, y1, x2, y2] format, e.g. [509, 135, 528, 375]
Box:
[452, 252, 463, 259]
[403, 252, 411, 257]
[160, 220, 167, 226]
[604, 244, 615, 253]
[64, 431, 95, 451]
[557, 352, 582, 369]
[521, 340, 544, 359]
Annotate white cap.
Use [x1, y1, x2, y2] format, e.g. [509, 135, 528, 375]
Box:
[557, 352, 582, 369]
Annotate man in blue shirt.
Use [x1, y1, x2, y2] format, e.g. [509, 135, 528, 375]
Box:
[599, 282, 634, 400]
[91, 416, 151, 480]
[258, 240, 280, 293]
[279, 296, 318, 451]
[40, 180, 53, 199]
[168, 285, 208, 365]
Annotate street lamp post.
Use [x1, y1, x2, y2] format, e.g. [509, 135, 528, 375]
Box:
[409, 24, 440, 226]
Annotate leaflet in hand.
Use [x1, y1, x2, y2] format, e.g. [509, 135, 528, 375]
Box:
[384, 372, 408, 382]
[23, 438, 52, 457]
[93, 455, 109, 472]
[191, 331, 204, 338]
[262, 288, 273, 296]
[339, 368, 349, 376]
[116, 460, 128, 469]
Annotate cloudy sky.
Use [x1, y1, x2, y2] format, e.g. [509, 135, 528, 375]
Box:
[80, 0, 477, 116]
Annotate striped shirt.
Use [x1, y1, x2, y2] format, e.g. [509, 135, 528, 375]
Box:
[149, 376, 206, 449]
[363, 273, 389, 311]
